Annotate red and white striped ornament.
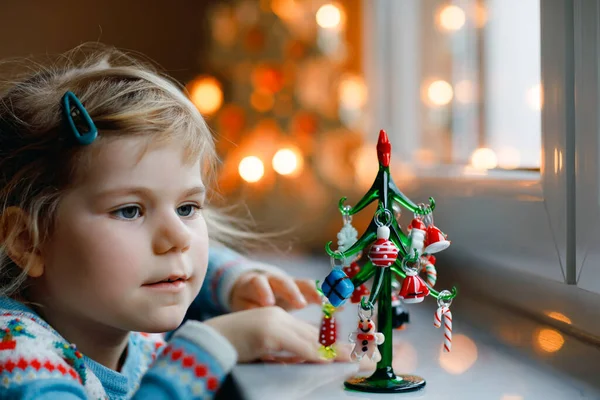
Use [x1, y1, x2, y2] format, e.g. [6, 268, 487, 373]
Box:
[368, 225, 399, 267]
[420, 256, 437, 287]
[434, 305, 452, 352]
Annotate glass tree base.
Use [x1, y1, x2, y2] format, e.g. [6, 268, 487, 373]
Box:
[344, 374, 426, 393]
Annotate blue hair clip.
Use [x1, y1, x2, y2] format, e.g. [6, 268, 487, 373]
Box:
[61, 91, 98, 145]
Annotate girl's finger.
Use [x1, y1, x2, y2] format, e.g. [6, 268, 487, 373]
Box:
[333, 342, 353, 362]
[281, 331, 328, 363]
[231, 298, 262, 311]
[294, 319, 321, 345]
[268, 275, 307, 308]
[295, 279, 322, 304]
[248, 274, 276, 306]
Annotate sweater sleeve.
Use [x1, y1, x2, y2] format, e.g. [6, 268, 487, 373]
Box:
[187, 245, 284, 320]
[133, 320, 237, 399]
[0, 380, 88, 400]
[0, 316, 236, 400]
[0, 316, 89, 400]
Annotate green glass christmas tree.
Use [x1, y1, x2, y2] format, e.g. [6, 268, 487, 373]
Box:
[321, 129, 458, 393]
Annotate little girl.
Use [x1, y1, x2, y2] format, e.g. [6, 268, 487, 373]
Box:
[0, 44, 328, 399]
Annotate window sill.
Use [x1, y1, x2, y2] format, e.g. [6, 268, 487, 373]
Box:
[437, 258, 600, 392]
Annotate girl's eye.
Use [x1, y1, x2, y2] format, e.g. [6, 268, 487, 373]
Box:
[177, 204, 199, 217]
[112, 206, 142, 220]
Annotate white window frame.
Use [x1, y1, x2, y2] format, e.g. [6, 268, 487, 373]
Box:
[362, 0, 600, 336]
[574, 0, 600, 294]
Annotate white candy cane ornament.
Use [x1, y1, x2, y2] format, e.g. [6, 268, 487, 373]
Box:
[434, 290, 453, 352]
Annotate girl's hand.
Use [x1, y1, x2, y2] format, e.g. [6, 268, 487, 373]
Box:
[230, 269, 321, 312]
[205, 306, 341, 363]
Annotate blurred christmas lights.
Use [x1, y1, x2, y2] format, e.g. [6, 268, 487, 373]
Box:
[272, 147, 303, 176]
[426, 80, 454, 106]
[188, 76, 223, 115]
[316, 3, 342, 29]
[471, 148, 498, 170]
[438, 5, 466, 31]
[239, 156, 265, 182]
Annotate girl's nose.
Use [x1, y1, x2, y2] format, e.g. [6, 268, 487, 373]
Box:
[152, 212, 192, 254]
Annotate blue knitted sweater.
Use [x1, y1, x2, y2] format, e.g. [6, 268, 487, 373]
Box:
[0, 245, 257, 399]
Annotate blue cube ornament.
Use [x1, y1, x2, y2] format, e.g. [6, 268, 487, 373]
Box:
[321, 269, 354, 307]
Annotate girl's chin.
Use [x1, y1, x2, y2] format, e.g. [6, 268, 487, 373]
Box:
[136, 312, 186, 334]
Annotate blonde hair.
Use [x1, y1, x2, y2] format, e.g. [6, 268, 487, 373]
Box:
[0, 43, 250, 297]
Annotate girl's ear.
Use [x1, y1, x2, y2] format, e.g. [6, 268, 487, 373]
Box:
[0, 207, 44, 278]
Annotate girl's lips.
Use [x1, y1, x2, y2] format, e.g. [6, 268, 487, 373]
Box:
[143, 279, 186, 291]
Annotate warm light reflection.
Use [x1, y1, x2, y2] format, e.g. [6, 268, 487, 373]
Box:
[391, 342, 418, 373]
[354, 144, 379, 189]
[560, 150, 563, 172]
[501, 395, 524, 400]
[238, 156, 265, 183]
[188, 76, 223, 115]
[271, 0, 299, 21]
[316, 4, 342, 29]
[545, 311, 572, 325]
[272, 148, 303, 176]
[475, 3, 488, 28]
[463, 165, 489, 176]
[470, 148, 498, 170]
[427, 80, 453, 106]
[339, 75, 367, 109]
[497, 147, 521, 170]
[535, 328, 564, 353]
[527, 83, 543, 110]
[555, 149, 563, 173]
[438, 5, 466, 31]
[438, 334, 478, 374]
[455, 80, 475, 104]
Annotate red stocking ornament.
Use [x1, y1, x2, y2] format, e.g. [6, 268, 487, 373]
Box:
[399, 259, 430, 304]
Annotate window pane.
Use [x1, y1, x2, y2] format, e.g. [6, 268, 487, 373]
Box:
[399, 0, 541, 173]
[484, 0, 541, 170]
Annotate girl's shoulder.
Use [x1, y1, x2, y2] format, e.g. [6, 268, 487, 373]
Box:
[0, 298, 67, 356]
[0, 298, 106, 399]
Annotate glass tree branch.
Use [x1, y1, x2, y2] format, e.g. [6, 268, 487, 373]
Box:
[361, 266, 385, 310]
[390, 191, 436, 216]
[338, 190, 379, 216]
[388, 223, 410, 256]
[325, 230, 377, 260]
